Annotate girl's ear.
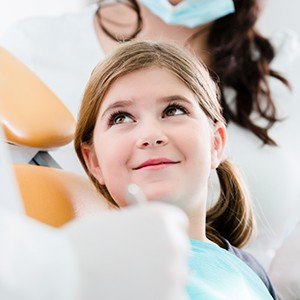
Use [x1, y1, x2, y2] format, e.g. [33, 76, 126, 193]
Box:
[211, 122, 227, 169]
[81, 143, 105, 185]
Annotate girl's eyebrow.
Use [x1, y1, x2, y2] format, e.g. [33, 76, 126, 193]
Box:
[101, 100, 134, 118]
[101, 95, 193, 118]
[159, 95, 193, 105]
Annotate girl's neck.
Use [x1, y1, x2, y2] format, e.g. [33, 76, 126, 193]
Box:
[186, 206, 206, 241]
[187, 209, 219, 246]
[178, 188, 217, 245]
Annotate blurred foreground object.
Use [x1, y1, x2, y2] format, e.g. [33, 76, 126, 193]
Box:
[0, 203, 189, 300]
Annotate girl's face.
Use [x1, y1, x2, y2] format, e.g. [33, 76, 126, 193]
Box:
[83, 67, 226, 211]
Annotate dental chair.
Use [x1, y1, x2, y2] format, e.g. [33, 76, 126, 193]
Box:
[14, 164, 108, 227]
[0, 47, 109, 226]
[0, 46, 75, 167]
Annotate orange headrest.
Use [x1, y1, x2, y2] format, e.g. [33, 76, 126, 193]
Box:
[0, 47, 75, 148]
[14, 164, 109, 227]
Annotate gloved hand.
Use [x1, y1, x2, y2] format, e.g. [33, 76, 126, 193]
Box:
[63, 203, 189, 300]
[269, 222, 300, 300]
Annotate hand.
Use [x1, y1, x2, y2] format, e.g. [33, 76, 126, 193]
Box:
[63, 203, 189, 300]
[269, 222, 300, 300]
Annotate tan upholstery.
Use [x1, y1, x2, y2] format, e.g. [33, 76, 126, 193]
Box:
[14, 164, 109, 227]
[0, 47, 75, 148]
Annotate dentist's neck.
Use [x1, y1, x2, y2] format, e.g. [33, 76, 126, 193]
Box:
[138, 5, 213, 66]
[94, 4, 213, 66]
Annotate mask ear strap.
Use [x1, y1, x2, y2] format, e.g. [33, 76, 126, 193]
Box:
[96, 0, 143, 42]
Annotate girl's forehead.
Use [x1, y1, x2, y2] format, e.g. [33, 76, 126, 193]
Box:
[111, 66, 182, 86]
[100, 67, 197, 105]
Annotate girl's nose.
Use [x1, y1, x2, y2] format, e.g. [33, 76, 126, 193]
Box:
[136, 129, 168, 149]
[138, 137, 168, 148]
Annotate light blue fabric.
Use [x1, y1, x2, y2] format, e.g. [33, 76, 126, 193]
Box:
[187, 240, 273, 299]
[139, 0, 235, 28]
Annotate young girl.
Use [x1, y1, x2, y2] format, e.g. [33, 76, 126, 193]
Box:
[74, 41, 276, 299]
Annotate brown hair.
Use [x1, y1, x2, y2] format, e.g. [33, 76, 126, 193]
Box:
[97, 0, 289, 145]
[74, 41, 253, 248]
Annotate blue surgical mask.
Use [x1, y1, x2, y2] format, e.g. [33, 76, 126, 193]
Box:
[139, 0, 235, 28]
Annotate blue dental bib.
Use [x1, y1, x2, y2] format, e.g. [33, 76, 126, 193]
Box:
[187, 240, 273, 299]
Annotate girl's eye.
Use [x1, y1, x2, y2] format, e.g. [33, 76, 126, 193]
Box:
[163, 104, 188, 117]
[108, 112, 134, 126]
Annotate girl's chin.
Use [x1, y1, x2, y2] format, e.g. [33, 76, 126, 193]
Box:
[145, 191, 195, 214]
[148, 196, 192, 214]
[142, 182, 178, 201]
[145, 192, 184, 208]
[144, 189, 176, 203]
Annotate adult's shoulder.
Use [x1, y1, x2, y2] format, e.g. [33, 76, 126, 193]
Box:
[1, 4, 98, 44]
[268, 29, 300, 120]
[0, 4, 100, 70]
[270, 29, 300, 70]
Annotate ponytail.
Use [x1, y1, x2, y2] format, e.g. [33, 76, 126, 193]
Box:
[206, 160, 254, 248]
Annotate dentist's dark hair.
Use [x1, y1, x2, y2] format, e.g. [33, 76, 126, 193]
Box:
[75, 41, 254, 248]
[206, 0, 289, 146]
[97, 0, 289, 145]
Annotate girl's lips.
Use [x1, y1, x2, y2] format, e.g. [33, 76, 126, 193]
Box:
[133, 158, 180, 170]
